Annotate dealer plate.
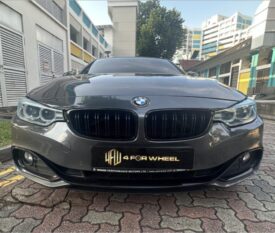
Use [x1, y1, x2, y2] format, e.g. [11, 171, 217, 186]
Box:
[91, 147, 194, 172]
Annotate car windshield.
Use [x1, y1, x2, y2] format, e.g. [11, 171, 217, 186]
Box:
[81, 58, 184, 75]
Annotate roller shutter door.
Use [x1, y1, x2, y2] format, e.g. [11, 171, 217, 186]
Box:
[0, 26, 27, 106]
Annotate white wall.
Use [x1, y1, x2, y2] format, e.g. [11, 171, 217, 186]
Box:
[251, 0, 275, 50]
[108, 0, 138, 57]
[2, 0, 69, 91]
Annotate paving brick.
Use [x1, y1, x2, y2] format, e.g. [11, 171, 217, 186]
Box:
[65, 190, 94, 206]
[0, 203, 21, 217]
[54, 221, 99, 233]
[262, 201, 275, 210]
[140, 204, 161, 228]
[12, 218, 41, 233]
[174, 192, 192, 206]
[226, 185, 248, 192]
[83, 210, 122, 225]
[0, 217, 22, 232]
[265, 170, 275, 177]
[205, 190, 238, 199]
[142, 227, 177, 233]
[193, 197, 228, 208]
[201, 218, 226, 233]
[255, 210, 275, 222]
[2, 193, 19, 203]
[63, 204, 88, 223]
[106, 200, 142, 214]
[12, 187, 40, 197]
[238, 192, 266, 211]
[78, 191, 97, 202]
[160, 215, 202, 231]
[11, 205, 51, 220]
[178, 206, 217, 219]
[32, 202, 70, 233]
[159, 196, 178, 217]
[17, 179, 34, 188]
[227, 199, 258, 221]
[29, 182, 46, 189]
[253, 179, 275, 194]
[259, 175, 275, 186]
[216, 208, 246, 233]
[88, 192, 111, 211]
[127, 194, 159, 204]
[239, 179, 254, 186]
[0, 119, 275, 233]
[97, 223, 120, 233]
[11, 188, 53, 206]
[120, 212, 141, 233]
[244, 220, 275, 232]
[111, 193, 128, 202]
[189, 190, 205, 198]
[40, 188, 68, 207]
[246, 185, 273, 202]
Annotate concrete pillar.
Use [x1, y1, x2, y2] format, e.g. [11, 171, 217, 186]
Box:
[108, 0, 138, 56]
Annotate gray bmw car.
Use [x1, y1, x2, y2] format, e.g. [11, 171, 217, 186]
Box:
[11, 57, 264, 190]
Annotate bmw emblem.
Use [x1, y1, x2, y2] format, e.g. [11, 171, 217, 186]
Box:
[132, 96, 149, 107]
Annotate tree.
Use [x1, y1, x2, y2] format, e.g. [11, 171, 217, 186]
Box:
[136, 0, 185, 59]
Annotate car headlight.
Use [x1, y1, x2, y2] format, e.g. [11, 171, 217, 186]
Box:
[213, 98, 257, 127]
[17, 97, 64, 126]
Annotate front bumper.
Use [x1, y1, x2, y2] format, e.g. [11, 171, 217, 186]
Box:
[11, 116, 264, 190]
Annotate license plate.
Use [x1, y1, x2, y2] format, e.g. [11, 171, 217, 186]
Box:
[91, 147, 194, 172]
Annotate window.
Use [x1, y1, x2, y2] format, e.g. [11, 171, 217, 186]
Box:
[259, 48, 273, 66]
[84, 58, 184, 75]
[70, 25, 79, 44]
[220, 76, 230, 85]
[241, 56, 251, 69]
[209, 67, 217, 77]
[35, 0, 66, 25]
[92, 45, 97, 56]
[220, 62, 231, 74]
[0, 2, 22, 32]
[83, 37, 90, 52]
[255, 68, 270, 94]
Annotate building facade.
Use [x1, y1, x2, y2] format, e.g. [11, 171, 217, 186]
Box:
[0, 0, 69, 107]
[173, 27, 201, 63]
[201, 13, 252, 60]
[0, 0, 112, 107]
[191, 29, 202, 59]
[188, 0, 275, 99]
[69, 0, 111, 71]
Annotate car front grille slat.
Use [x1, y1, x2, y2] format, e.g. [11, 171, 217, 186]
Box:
[68, 109, 211, 141]
[67, 110, 137, 140]
[146, 110, 211, 140]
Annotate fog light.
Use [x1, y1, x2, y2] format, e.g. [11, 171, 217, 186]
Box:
[242, 153, 251, 162]
[23, 152, 34, 165]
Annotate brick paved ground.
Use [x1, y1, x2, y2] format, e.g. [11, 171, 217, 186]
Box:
[0, 120, 275, 232]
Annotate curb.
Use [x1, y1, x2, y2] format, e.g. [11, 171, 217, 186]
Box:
[0, 145, 12, 163]
[0, 115, 13, 120]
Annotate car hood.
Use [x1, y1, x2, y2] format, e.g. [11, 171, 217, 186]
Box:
[27, 74, 245, 109]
